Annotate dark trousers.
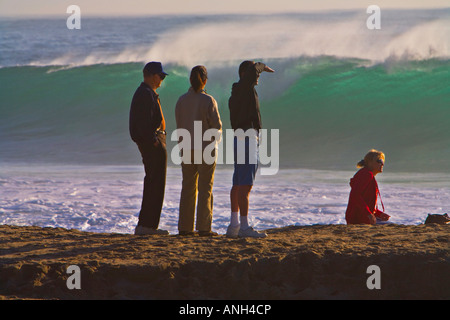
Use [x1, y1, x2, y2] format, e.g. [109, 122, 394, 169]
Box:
[137, 134, 167, 229]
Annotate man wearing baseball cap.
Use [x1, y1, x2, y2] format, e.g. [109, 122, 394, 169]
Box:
[129, 61, 169, 235]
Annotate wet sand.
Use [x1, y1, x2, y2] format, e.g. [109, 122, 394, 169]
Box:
[0, 223, 448, 300]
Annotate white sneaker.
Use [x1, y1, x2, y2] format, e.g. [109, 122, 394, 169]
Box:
[226, 224, 240, 238]
[134, 225, 169, 235]
[238, 227, 267, 238]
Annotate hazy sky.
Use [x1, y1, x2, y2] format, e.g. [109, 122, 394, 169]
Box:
[1, 0, 448, 17]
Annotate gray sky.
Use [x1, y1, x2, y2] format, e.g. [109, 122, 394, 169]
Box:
[0, 0, 448, 17]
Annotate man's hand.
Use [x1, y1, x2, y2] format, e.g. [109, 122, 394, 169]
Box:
[264, 65, 275, 73]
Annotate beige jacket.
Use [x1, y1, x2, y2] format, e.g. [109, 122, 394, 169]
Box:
[175, 88, 222, 152]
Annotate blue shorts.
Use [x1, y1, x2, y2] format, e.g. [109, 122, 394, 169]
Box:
[232, 136, 259, 186]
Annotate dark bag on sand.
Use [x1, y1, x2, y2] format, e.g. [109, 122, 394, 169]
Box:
[425, 213, 450, 225]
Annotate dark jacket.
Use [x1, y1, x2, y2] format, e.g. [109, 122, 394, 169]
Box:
[229, 62, 266, 131]
[129, 82, 163, 145]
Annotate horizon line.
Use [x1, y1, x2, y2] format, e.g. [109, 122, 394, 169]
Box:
[0, 6, 448, 19]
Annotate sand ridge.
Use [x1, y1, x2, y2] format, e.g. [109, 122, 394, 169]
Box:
[0, 223, 448, 299]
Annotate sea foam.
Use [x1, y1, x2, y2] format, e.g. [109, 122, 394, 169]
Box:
[1, 165, 448, 234]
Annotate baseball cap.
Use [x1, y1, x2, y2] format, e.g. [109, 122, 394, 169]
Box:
[143, 61, 168, 76]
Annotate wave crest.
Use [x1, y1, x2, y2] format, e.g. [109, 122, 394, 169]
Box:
[27, 14, 450, 68]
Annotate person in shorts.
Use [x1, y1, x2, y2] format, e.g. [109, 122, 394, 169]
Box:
[227, 60, 274, 238]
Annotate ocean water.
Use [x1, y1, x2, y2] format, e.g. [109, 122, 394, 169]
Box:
[1, 165, 449, 234]
[0, 10, 449, 233]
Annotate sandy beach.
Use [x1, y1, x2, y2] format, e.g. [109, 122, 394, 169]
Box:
[0, 223, 448, 300]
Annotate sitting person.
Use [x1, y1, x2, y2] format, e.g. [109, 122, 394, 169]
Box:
[345, 149, 391, 225]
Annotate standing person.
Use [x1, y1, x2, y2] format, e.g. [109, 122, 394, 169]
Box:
[175, 66, 222, 236]
[226, 60, 274, 238]
[345, 149, 391, 225]
[129, 61, 169, 235]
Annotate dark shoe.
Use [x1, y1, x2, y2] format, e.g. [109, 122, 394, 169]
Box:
[135, 225, 169, 235]
[198, 231, 218, 237]
[178, 231, 197, 236]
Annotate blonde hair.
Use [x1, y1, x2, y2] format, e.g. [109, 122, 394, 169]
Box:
[357, 149, 385, 168]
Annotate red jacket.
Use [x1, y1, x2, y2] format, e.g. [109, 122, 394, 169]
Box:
[345, 167, 389, 225]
